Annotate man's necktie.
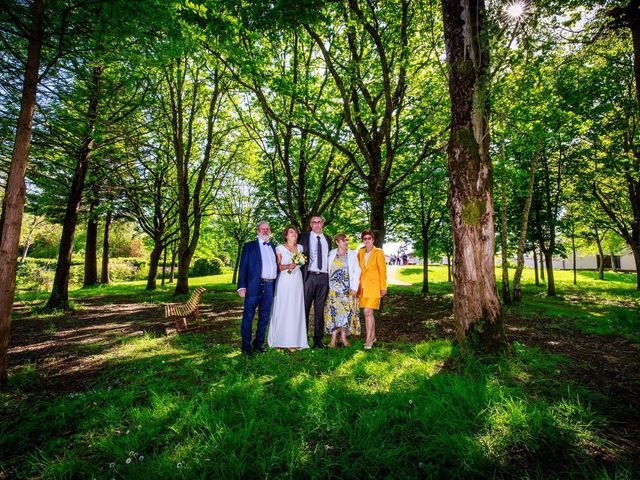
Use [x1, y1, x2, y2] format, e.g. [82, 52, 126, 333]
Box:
[263, 242, 271, 246]
[317, 236, 322, 270]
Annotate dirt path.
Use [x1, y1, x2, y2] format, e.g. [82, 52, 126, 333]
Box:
[6, 295, 242, 392]
[386, 265, 412, 286]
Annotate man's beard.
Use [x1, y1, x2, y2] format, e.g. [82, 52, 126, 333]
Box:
[258, 234, 270, 243]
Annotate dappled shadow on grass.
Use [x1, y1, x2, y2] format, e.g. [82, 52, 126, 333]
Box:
[4, 275, 640, 477]
[1, 334, 633, 479]
[6, 289, 244, 394]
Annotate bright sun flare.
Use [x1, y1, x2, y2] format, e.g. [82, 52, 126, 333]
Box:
[506, 2, 525, 19]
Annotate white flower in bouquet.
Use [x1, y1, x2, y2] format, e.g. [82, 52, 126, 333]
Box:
[288, 250, 307, 274]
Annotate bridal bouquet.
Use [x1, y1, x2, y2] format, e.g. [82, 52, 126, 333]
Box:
[288, 250, 307, 274]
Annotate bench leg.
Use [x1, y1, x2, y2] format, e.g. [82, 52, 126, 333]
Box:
[174, 316, 188, 332]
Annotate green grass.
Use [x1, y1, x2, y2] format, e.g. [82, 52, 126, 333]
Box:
[397, 265, 640, 342]
[2, 333, 630, 478]
[1, 269, 638, 478]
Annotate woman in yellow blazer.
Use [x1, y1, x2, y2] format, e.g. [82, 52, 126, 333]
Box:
[357, 230, 387, 349]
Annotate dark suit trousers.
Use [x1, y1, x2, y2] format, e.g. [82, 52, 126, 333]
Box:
[304, 272, 329, 343]
[241, 282, 274, 353]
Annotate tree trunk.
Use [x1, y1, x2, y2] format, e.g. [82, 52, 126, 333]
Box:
[544, 250, 556, 296]
[512, 149, 537, 302]
[46, 66, 104, 310]
[500, 168, 511, 305]
[232, 241, 242, 285]
[442, 0, 506, 351]
[446, 253, 452, 282]
[369, 189, 387, 248]
[0, 0, 45, 384]
[20, 239, 31, 263]
[161, 246, 167, 286]
[533, 248, 539, 286]
[146, 242, 162, 290]
[169, 245, 177, 283]
[538, 241, 545, 282]
[101, 210, 111, 284]
[422, 241, 430, 295]
[20, 215, 40, 263]
[175, 247, 191, 295]
[632, 245, 640, 290]
[572, 230, 577, 285]
[595, 228, 605, 280]
[83, 206, 98, 288]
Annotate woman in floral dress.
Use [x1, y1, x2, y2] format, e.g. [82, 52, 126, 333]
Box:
[324, 233, 361, 347]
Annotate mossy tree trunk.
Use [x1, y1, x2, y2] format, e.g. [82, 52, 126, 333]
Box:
[441, 0, 507, 351]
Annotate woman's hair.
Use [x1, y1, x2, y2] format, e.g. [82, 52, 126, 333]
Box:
[282, 225, 299, 241]
[333, 233, 348, 244]
[361, 229, 374, 241]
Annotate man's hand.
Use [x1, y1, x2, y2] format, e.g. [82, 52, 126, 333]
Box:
[381, 290, 387, 297]
[350, 290, 357, 297]
[238, 288, 247, 298]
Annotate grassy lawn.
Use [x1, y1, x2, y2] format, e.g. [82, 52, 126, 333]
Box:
[398, 265, 640, 343]
[1, 269, 639, 478]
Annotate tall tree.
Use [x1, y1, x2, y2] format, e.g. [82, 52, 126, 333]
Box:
[300, 0, 447, 245]
[222, 29, 354, 230]
[46, 65, 104, 309]
[441, 0, 506, 350]
[160, 55, 236, 294]
[0, 0, 45, 383]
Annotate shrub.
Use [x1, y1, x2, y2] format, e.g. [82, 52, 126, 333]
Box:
[109, 259, 148, 282]
[190, 257, 224, 277]
[216, 251, 232, 266]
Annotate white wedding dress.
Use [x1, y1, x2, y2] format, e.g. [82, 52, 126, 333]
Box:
[268, 244, 308, 349]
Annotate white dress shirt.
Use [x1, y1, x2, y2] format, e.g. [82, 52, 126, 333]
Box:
[309, 233, 329, 273]
[258, 238, 277, 279]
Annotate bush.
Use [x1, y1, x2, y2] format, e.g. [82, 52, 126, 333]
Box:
[15, 257, 150, 291]
[16, 260, 55, 292]
[216, 251, 232, 266]
[190, 257, 224, 277]
[109, 259, 149, 282]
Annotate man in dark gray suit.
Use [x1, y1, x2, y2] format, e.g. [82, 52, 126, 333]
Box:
[299, 214, 332, 349]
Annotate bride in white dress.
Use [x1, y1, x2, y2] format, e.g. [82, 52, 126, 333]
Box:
[268, 226, 308, 350]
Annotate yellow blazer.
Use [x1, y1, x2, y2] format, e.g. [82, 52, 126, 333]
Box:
[357, 247, 387, 299]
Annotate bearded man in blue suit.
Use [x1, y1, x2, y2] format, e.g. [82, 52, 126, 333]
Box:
[237, 221, 278, 356]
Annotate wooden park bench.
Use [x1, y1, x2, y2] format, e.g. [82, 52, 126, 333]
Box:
[164, 287, 207, 332]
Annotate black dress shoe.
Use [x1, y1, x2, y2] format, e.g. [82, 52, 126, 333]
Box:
[242, 349, 254, 358]
[313, 341, 327, 349]
[253, 345, 266, 354]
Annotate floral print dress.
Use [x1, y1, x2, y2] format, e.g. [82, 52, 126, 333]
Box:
[324, 253, 360, 335]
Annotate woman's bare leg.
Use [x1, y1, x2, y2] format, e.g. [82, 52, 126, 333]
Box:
[364, 308, 375, 346]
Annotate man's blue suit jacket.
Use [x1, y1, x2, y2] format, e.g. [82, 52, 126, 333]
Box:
[237, 239, 278, 296]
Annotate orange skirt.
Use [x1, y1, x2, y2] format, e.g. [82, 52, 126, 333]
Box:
[359, 296, 381, 309]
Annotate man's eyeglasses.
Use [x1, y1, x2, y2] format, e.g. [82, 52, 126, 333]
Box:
[311, 221, 323, 224]
[363, 236, 373, 240]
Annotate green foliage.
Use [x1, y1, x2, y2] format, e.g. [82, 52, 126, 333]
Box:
[190, 257, 224, 277]
[15, 258, 149, 292]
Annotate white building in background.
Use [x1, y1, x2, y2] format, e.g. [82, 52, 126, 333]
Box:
[437, 249, 637, 272]
[522, 248, 637, 272]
